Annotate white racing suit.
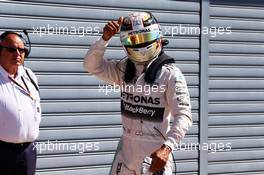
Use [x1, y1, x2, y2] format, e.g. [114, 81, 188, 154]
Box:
[84, 38, 192, 175]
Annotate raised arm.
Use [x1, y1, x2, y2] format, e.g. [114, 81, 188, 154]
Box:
[83, 17, 124, 85]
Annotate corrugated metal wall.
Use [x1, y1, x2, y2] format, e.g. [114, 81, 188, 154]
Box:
[0, 0, 200, 174]
[1, 0, 263, 174]
[208, 1, 264, 174]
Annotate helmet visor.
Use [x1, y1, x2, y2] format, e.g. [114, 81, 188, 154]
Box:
[121, 30, 161, 46]
[124, 41, 161, 63]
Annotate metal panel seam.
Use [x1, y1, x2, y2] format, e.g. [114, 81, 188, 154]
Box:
[199, 0, 209, 174]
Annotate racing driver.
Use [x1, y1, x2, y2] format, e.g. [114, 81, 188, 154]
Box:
[83, 12, 192, 175]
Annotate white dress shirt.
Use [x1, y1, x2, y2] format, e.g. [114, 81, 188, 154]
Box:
[0, 65, 41, 143]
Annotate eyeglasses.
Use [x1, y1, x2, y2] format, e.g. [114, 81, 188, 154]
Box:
[1, 46, 26, 54]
